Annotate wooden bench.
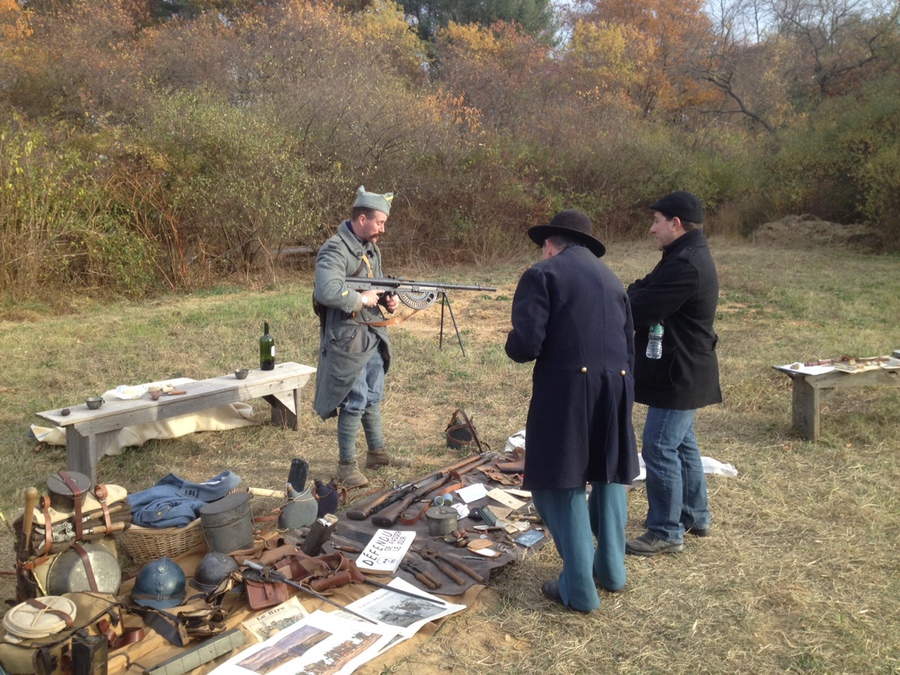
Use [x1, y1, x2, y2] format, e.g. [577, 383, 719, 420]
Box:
[35, 362, 316, 483]
[773, 360, 900, 441]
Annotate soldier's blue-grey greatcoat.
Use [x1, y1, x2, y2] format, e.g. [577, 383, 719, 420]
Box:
[313, 221, 392, 420]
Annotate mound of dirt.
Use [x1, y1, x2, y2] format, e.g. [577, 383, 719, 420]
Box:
[750, 214, 883, 251]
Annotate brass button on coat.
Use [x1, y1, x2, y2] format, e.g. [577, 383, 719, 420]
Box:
[581, 367, 588, 373]
[620, 370, 627, 376]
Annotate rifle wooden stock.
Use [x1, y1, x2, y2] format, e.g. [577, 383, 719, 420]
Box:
[398, 453, 497, 526]
[371, 474, 452, 528]
[345, 480, 418, 521]
[373, 452, 497, 528]
[344, 453, 493, 521]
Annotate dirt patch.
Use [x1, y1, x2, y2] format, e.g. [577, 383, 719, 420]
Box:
[750, 214, 883, 251]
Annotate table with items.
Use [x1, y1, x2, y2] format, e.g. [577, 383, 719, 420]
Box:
[773, 353, 900, 441]
[3, 450, 545, 675]
[33, 363, 316, 484]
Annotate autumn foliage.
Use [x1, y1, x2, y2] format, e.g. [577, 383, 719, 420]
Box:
[1, 0, 899, 296]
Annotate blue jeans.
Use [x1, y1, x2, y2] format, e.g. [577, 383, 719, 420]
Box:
[531, 482, 627, 612]
[642, 407, 710, 543]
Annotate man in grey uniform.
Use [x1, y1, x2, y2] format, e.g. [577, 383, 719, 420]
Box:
[313, 186, 411, 487]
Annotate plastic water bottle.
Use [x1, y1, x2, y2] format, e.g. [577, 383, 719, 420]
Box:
[646, 323, 664, 359]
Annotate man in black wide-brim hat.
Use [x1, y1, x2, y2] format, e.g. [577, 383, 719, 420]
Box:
[505, 210, 639, 613]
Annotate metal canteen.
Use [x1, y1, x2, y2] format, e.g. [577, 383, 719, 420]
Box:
[46, 471, 92, 512]
[277, 484, 318, 530]
[46, 542, 122, 595]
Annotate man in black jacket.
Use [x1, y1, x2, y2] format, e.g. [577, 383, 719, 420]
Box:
[625, 191, 722, 556]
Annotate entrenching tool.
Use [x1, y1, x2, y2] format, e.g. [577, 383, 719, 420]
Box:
[400, 560, 441, 590]
[418, 549, 465, 586]
[241, 560, 377, 625]
[422, 548, 486, 584]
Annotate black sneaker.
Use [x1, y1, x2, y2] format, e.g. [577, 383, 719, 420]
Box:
[685, 524, 710, 538]
[625, 531, 685, 556]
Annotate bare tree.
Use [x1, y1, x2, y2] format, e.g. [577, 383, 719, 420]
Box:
[768, 0, 900, 98]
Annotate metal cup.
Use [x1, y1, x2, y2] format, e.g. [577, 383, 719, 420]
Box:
[85, 396, 104, 410]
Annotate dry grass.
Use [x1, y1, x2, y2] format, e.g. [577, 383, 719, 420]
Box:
[0, 237, 898, 674]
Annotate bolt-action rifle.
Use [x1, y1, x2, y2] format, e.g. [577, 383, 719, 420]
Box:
[345, 453, 494, 521]
[345, 277, 497, 356]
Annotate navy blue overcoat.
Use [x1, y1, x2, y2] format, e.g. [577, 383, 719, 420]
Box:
[505, 246, 640, 490]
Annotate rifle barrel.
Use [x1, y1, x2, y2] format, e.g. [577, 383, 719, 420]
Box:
[242, 561, 377, 624]
[346, 277, 497, 293]
[345, 453, 493, 521]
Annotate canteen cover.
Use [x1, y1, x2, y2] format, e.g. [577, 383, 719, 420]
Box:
[3, 596, 77, 639]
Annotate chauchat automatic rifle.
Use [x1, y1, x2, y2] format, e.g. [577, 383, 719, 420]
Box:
[345, 276, 497, 356]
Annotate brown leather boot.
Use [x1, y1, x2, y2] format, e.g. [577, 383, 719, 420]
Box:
[337, 461, 369, 488]
[365, 448, 411, 469]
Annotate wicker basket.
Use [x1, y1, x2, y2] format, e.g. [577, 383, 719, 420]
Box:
[118, 518, 206, 566]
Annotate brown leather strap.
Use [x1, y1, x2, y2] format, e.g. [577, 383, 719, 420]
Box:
[400, 474, 463, 526]
[26, 598, 74, 628]
[353, 308, 421, 327]
[94, 484, 113, 533]
[99, 606, 147, 651]
[57, 471, 85, 540]
[73, 543, 100, 592]
[40, 496, 53, 557]
[446, 409, 487, 453]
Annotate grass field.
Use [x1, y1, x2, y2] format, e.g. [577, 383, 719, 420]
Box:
[0, 237, 898, 674]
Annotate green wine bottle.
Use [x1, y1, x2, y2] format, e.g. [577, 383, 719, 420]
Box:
[260, 321, 275, 371]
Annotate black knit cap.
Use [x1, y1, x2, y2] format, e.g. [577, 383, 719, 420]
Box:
[527, 209, 606, 258]
[649, 191, 704, 224]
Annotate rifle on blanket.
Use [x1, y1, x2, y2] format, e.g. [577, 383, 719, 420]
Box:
[345, 452, 495, 522]
[344, 277, 497, 356]
[372, 452, 495, 528]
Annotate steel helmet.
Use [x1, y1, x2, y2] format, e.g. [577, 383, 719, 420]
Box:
[190, 551, 239, 593]
[132, 556, 186, 609]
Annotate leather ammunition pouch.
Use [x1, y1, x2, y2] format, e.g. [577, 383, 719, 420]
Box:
[275, 552, 365, 593]
[127, 603, 228, 648]
[242, 569, 289, 611]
